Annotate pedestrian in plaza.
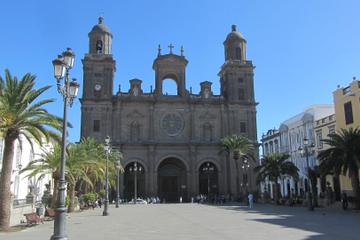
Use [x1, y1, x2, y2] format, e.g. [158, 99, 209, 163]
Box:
[248, 192, 254, 209]
[341, 192, 348, 210]
[98, 198, 102, 208]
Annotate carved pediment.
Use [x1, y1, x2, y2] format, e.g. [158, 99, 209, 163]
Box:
[199, 111, 216, 120]
[126, 110, 144, 119]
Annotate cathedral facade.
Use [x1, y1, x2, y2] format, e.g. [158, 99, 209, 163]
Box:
[80, 17, 258, 202]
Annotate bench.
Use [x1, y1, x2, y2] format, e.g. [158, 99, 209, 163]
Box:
[24, 213, 43, 225]
[45, 208, 56, 220]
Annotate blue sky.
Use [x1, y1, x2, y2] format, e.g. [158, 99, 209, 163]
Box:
[1, 0, 359, 143]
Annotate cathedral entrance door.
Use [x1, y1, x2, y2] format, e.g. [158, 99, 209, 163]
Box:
[158, 158, 187, 203]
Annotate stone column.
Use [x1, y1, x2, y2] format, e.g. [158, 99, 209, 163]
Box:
[189, 145, 197, 197]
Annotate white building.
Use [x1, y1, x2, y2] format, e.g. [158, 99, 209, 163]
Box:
[0, 137, 53, 204]
[260, 104, 334, 200]
[278, 104, 334, 197]
[261, 128, 281, 199]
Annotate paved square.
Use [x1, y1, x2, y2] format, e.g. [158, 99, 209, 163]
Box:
[1, 204, 359, 240]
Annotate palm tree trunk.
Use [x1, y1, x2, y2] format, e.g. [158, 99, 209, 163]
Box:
[68, 183, 76, 213]
[350, 170, 360, 209]
[0, 135, 16, 230]
[234, 158, 239, 199]
[273, 180, 279, 204]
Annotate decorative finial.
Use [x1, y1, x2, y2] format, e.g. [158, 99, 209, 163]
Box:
[150, 85, 153, 93]
[158, 44, 161, 56]
[98, 16, 104, 24]
[118, 84, 121, 92]
[180, 46, 184, 56]
[353, 76, 356, 81]
[231, 24, 237, 32]
[190, 87, 192, 94]
[168, 43, 174, 54]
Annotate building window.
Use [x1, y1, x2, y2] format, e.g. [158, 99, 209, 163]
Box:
[15, 145, 22, 169]
[316, 130, 323, 149]
[269, 141, 273, 153]
[238, 78, 244, 84]
[130, 121, 140, 142]
[240, 122, 246, 133]
[203, 123, 213, 142]
[93, 120, 100, 132]
[274, 140, 279, 153]
[238, 88, 245, 100]
[264, 143, 269, 155]
[328, 125, 335, 135]
[344, 101, 354, 125]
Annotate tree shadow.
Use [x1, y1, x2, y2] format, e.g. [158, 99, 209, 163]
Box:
[214, 204, 360, 240]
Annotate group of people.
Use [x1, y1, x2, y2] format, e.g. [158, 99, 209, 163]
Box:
[145, 196, 161, 204]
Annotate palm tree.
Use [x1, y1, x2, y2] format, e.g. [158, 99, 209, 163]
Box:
[0, 69, 62, 230]
[318, 128, 360, 209]
[20, 137, 124, 213]
[220, 134, 254, 196]
[308, 166, 321, 207]
[254, 153, 299, 204]
[20, 144, 61, 208]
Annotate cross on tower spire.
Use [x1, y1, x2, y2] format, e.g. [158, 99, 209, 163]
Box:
[168, 43, 174, 54]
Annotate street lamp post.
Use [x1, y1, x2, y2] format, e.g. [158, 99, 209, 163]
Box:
[129, 162, 142, 204]
[201, 162, 215, 200]
[299, 138, 315, 211]
[241, 157, 250, 194]
[51, 48, 79, 240]
[115, 160, 121, 208]
[103, 136, 111, 216]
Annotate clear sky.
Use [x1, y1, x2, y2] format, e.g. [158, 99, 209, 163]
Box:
[0, 0, 359, 143]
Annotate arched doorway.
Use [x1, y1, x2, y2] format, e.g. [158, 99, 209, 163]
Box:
[124, 162, 145, 201]
[199, 162, 218, 199]
[158, 158, 187, 202]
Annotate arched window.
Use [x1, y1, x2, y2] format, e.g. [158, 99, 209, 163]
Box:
[162, 78, 178, 95]
[203, 123, 213, 142]
[96, 40, 103, 54]
[130, 121, 140, 142]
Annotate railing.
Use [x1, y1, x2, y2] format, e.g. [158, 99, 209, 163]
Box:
[13, 198, 42, 208]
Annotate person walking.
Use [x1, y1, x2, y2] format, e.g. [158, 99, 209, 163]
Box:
[248, 192, 254, 209]
[98, 198, 102, 208]
[341, 192, 348, 210]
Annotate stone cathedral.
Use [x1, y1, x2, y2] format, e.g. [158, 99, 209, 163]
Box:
[80, 17, 258, 202]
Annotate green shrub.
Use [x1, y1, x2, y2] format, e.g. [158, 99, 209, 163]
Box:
[98, 189, 105, 198]
[83, 192, 97, 202]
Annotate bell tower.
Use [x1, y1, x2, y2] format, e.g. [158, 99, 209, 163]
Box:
[82, 17, 115, 100]
[152, 44, 188, 97]
[81, 17, 115, 141]
[219, 25, 255, 103]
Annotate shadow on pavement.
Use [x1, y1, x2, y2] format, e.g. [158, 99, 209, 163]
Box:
[214, 203, 360, 240]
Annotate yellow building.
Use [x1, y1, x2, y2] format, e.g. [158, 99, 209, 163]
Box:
[313, 114, 341, 200]
[333, 77, 360, 196]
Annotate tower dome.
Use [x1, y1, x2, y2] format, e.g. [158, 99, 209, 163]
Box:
[88, 17, 113, 55]
[90, 16, 111, 34]
[223, 24, 247, 62]
[224, 25, 246, 43]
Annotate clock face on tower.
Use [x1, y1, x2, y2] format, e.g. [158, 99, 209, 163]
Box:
[94, 84, 102, 91]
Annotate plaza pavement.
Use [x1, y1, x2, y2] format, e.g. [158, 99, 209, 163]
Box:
[1, 203, 359, 240]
